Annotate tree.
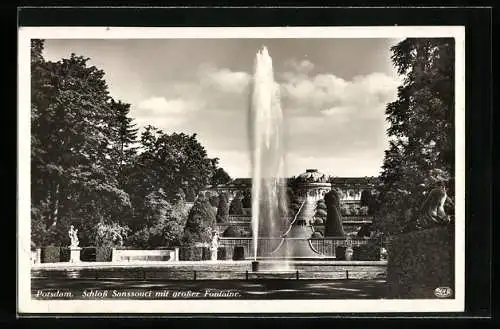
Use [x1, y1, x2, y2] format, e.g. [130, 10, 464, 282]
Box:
[374, 38, 455, 235]
[126, 126, 219, 202]
[211, 167, 232, 186]
[95, 221, 130, 247]
[108, 99, 138, 176]
[216, 192, 229, 223]
[324, 190, 346, 237]
[30, 40, 233, 249]
[127, 188, 187, 249]
[183, 192, 216, 244]
[31, 40, 131, 246]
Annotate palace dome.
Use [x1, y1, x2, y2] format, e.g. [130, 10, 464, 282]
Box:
[296, 169, 329, 184]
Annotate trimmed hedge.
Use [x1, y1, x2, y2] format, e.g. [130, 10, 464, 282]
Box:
[202, 247, 211, 260]
[41, 246, 61, 263]
[217, 247, 226, 260]
[80, 247, 97, 261]
[60, 247, 70, 262]
[335, 246, 346, 260]
[223, 226, 242, 237]
[233, 246, 245, 260]
[314, 218, 324, 225]
[179, 246, 204, 261]
[311, 231, 323, 238]
[387, 226, 454, 298]
[353, 244, 380, 261]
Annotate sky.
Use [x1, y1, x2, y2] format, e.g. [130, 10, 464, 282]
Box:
[42, 38, 403, 179]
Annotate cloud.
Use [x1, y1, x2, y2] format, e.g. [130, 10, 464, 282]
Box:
[196, 64, 250, 94]
[320, 106, 353, 116]
[132, 66, 252, 161]
[285, 59, 315, 74]
[137, 97, 189, 116]
[275, 61, 401, 165]
[280, 70, 400, 119]
[200, 66, 250, 93]
[130, 60, 400, 178]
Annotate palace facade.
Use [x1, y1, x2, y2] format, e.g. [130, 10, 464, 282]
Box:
[202, 169, 379, 237]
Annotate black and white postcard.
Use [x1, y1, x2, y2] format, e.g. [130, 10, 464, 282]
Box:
[18, 25, 465, 314]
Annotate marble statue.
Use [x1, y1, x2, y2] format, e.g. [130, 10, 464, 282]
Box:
[210, 230, 219, 260]
[415, 185, 453, 230]
[68, 225, 79, 248]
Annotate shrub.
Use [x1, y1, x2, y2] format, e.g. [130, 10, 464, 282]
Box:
[216, 193, 229, 223]
[353, 244, 380, 261]
[179, 246, 204, 261]
[387, 226, 454, 298]
[233, 246, 245, 260]
[217, 247, 226, 260]
[311, 231, 323, 238]
[335, 246, 346, 260]
[315, 208, 327, 218]
[316, 200, 327, 210]
[229, 196, 244, 215]
[96, 247, 113, 262]
[209, 195, 220, 207]
[324, 190, 346, 237]
[41, 246, 61, 263]
[314, 218, 324, 225]
[222, 226, 242, 237]
[60, 247, 70, 262]
[202, 247, 211, 260]
[184, 193, 217, 244]
[80, 247, 97, 262]
[95, 221, 130, 247]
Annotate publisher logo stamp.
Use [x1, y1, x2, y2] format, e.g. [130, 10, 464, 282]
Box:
[434, 287, 453, 298]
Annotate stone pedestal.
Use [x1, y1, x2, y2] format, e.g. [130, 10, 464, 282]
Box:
[36, 248, 41, 264]
[174, 247, 180, 261]
[210, 248, 218, 261]
[69, 247, 82, 263]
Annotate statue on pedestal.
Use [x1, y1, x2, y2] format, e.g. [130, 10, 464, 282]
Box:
[68, 225, 81, 263]
[210, 230, 219, 261]
[344, 236, 354, 261]
[68, 225, 79, 248]
[415, 185, 453, 230]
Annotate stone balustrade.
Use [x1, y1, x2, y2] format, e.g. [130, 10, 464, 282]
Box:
[219, 237, 383, 258]
[112, 248, 179, 262]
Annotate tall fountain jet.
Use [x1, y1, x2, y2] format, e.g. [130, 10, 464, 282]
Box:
[249, 46, 289, 262]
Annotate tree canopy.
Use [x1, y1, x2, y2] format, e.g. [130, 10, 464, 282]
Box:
[374, 38, 455, 235]
[31, 39, 230, 248]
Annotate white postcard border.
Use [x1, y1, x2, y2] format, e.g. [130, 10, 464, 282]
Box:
[18, 26, 466, 314]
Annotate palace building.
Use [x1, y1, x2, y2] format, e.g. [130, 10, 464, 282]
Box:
[202, 169, 378, 237]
